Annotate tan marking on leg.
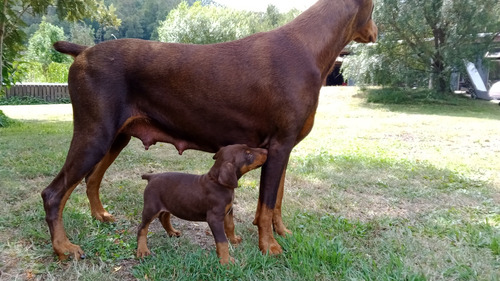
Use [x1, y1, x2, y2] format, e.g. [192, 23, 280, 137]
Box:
[256, 205, 282, 255]
[136, 221, 152, 258]
[224, 205, 242, 245]
[215, 242, 234, 264]
[159, 213, 181, 237]
[86, 135, 130, 222]
[273, 169, 292, 236]
[52, 182, 85, 260]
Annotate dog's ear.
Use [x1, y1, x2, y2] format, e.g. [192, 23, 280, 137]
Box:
[218, 162, 238, 188]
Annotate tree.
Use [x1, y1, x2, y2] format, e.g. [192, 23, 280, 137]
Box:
[69, 22, 95, 46]
[157, 1, 258, 44]
[342, 0, 500, 93]
[93, 0, 121, 42]
[0, 0, 118, 94]
[26, 19, 70, 67]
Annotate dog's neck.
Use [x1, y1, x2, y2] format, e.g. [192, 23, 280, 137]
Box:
[280, 0, 361, 79]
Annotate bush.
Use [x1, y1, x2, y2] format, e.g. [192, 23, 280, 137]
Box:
[362, 87, 464, 105]
[0, 110, 17, 128]
[46, 62, 70, 83]
[0, 96, 70, 105]
[22, 62, 46, 82]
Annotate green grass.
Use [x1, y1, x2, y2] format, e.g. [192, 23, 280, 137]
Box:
[0, 87, 499, 280]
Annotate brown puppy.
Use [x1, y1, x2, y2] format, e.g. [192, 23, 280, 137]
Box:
[43, 0, 377, 260]
[136, 144, 268, 264]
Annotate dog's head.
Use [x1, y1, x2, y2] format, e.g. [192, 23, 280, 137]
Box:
[210, 144, 268, 189]
[351, 0, 378, 43]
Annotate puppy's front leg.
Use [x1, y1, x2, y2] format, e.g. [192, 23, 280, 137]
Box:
[207, 215, 234, 265]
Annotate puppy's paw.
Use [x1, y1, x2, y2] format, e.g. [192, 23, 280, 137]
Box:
[136, 246, 152, 259]
[219, 255, 235, 265]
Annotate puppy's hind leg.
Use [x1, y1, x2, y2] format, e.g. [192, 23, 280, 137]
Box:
[224, 208, 242, 245]
[137, 207, 158, 258]
[159, 212, 181, 237]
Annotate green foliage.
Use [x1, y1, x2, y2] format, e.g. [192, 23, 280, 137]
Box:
[46, 62, 69, 82]
[157, 1, 300, 45]
[0, 110, 17, 127]
[93, 0, 122, 42]
[69, 23, 95, 46]
[1, 3, 27, 90]
[26, 20, 70, 67]
[158, 1, 258, 44]
[0, 0, 116, 93]
[22, 59, 70, 83]
[20, 61, 45, 82]
[342, 0, 500, 93]
[0, 96, 51, 105]
[361, 87, 467, 105]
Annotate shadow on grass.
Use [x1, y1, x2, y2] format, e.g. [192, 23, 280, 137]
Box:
[289, 149, 491, 198]
[356, 87, 500, 120]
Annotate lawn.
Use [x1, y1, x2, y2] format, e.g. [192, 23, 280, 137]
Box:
[0, 87, 499, 280]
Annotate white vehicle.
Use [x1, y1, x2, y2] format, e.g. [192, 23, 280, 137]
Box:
[463, 58, 500, 105]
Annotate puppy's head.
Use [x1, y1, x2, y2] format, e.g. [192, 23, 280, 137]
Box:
[211, 144, 268, 189]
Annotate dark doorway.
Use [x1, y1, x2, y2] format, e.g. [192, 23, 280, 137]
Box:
[326, 66, 345, 86]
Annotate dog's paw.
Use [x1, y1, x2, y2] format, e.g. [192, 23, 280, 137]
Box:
[136, 246, 152, 258]
[259, 238, 283, 255]
[167, 230, 181, 237]
[229, 235, 242, 245]
[274, 224, 293, 237]
[93, 211, 116, 222]
[219, 255, 235, 265]
[55, 242, 85, 261]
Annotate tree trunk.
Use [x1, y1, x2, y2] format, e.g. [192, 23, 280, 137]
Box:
[431, 57, 448, 94]
[0, 0, 7, 94]
[431, 25, 448, 94]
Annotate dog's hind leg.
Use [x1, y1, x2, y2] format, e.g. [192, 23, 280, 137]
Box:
[159, 212, 181, 237]
[85, 134, 131, 222]
[224, 208, 242, 245]
[41, 128, 119, 260]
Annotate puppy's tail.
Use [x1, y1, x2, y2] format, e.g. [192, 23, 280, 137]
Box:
[53, 41, 88, 57]
[141, 174, 153, 181]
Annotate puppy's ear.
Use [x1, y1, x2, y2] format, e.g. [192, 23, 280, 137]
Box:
[213, 150, 221, 160]
[218, 162, 238, 188]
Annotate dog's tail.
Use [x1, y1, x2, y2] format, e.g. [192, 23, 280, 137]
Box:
[53, 41, 88, 58]
[141, 174, 153, 181]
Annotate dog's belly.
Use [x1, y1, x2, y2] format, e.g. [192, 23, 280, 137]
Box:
[119, 115, 269, 155]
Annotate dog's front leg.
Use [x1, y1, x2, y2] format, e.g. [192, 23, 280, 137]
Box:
[208, 215, 234, 265]
[272, 166, 293, 236]
[253, 142, 294, 255]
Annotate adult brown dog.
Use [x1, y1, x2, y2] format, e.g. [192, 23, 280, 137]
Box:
[136, 144, 268, 264]
[43, 0, 377, 260]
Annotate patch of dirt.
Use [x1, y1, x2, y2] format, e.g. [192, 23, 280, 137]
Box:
[146, 216, 215, 250]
